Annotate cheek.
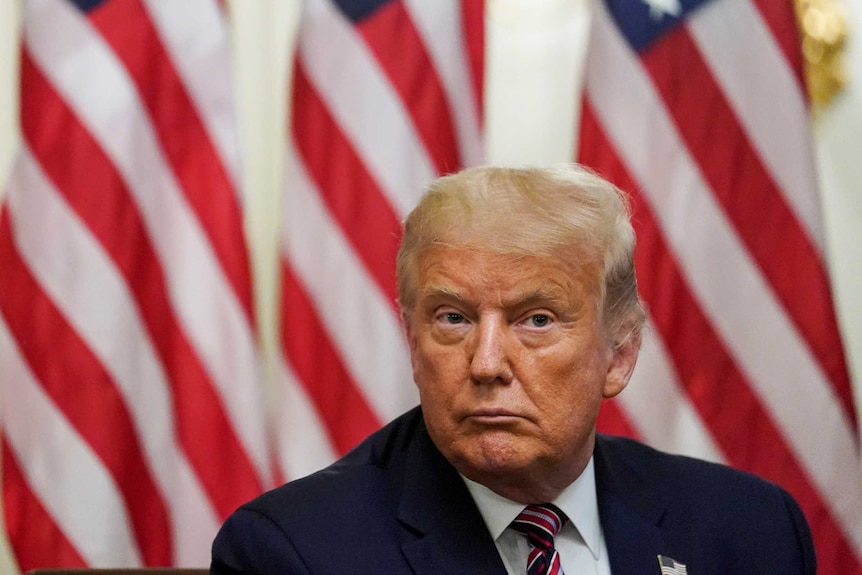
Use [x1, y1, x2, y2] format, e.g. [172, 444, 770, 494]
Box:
[412, 339, 466, 400]
[528, 346, 607, 417]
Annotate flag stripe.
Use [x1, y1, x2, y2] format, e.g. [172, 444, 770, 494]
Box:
[403, 0, 483, 166]
[19, 51, 262, 521]
[298, 0, 437, 216]
[291, 63, 402, 304]
[595, 401, 639, 440]
[618, 322, 725, 463]
[2, 442, 88, 570]
[688, 0, 821, 247]
[640, 24, 854, 421]
[88, 0, 254, 321]
[280, 264, 384, 454]
[357, 0, 461, 174]
[458, 0, 483, 129]
[281, 143, 416, 423]
[272, 358, 340, 480]
[3, 0, 269, 566]
[6, 142, 221, 562]
[0, 306, 148, 569]
[405, 0, 483, 166]
[0, 211, 171, 565]
[748, 0, 805, 89]
[140, 0, 244, 192]
[24, 0, 269, 486]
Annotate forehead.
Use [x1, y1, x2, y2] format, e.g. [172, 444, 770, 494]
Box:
[413, 246, 602, 306]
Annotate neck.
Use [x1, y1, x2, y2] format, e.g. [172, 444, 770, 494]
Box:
[462, 450, 591, 505]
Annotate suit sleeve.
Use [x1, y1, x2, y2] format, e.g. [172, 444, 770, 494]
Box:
[780, 489, 817, 575]
[210, 507, 313, 575]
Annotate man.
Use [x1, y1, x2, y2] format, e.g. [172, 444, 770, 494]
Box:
[211, 165, 816, 574]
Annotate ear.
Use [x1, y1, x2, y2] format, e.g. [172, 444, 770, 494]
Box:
[602, 329, 641, 399]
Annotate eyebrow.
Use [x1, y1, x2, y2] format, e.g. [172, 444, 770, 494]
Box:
[417, 286, 466, 302]
[507, 289, 568, 309]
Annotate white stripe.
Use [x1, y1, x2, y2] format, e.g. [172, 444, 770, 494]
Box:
[274, 356, 339, 480]
[283, 145, 418, 421]
[405, 0, 483, 167]
[141, 0, 244, 193]
[622, 323, 726, 464]
[0, 318, 142, 567]
[6, 147, 220, 564]
[586, 1, 862, 556]
[26, 0, 270, 481]
[688, 0, 823, 248]
[300, 0, 437, 216]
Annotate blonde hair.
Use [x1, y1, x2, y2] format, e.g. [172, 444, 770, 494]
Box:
[396, 164, 645, 344]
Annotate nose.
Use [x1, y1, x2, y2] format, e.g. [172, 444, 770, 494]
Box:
[468, 315, 513, 385]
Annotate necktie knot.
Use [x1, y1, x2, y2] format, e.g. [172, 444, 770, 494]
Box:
[511, 504, 568, 575]
[511, 503, 567, 548]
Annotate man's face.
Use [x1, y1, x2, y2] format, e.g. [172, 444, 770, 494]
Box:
[403, 246, 638, 501]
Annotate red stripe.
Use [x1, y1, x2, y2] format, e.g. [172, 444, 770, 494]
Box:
[20, 51, 263, 519]
[748, 0, 806, 93]
[291, 62, 402, 306]
[357, 1, 461, 174]
[0, 210, 173, 565]
[640, 27, 855, 425]
[2, 441, 87, 570]
[280, 262, 383, 454]
[596, 398, 640, 438]
[87, 0, 255, 324]
[462, 0, 484, 126]
[579, 101, 860, 573]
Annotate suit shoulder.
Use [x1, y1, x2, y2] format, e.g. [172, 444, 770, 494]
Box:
[593, 433, 813, 528]
[213, 407, 438, 574]
[594, 435, 816, 573]
[596, 433, 781, 493]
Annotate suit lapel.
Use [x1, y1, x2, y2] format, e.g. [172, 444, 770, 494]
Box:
[594, 435, 668, 574]
[397, 415, 508, 575]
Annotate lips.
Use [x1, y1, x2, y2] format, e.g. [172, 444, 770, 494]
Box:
[463, 408, 524, 424]
[470, 408, 517, 417]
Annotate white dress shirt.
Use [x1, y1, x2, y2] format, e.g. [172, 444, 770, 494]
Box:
[462, 457, 612, 575]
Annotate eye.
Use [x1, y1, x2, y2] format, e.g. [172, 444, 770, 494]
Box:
[529, 314, 551, 327]
[524, 313, 554, 329]
[444, 312, 466, 324]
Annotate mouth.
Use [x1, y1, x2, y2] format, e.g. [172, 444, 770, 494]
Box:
[463, 409, 525, 425]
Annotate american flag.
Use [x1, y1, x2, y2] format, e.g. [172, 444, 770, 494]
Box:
[578, 0, 861, 572]
[274, 0, 484, 480]
[658, 555, 688, 575]
[0, 0, 269, 569]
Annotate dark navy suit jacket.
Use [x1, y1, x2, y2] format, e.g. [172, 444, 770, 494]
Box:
[211, 406, 816, 574]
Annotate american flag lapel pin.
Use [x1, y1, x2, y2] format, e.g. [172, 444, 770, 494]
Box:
[657, 555, 688, 575]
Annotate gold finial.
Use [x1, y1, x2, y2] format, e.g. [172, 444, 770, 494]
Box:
[795, 0, 848, 112]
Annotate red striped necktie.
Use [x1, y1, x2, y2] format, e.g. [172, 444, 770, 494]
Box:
[511, 504, 568, 575]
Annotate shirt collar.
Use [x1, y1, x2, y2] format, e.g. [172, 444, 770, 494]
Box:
[462, 457, 603, 560]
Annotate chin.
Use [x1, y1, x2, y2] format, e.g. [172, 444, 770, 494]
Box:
[449, 431, 538, 479]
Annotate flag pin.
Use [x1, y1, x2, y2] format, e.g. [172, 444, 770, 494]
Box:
[658, 554, 688, 575]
